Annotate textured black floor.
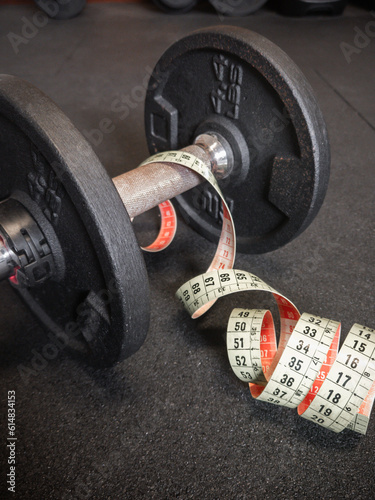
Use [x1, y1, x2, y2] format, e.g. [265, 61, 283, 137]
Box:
[0, 3, 375, 499]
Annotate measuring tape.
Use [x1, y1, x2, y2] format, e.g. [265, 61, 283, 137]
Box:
[177, 269, 375, 434]
[140, 151, 236, 316]
[139, 200, 177, 252]
[136, 152, 375, 435]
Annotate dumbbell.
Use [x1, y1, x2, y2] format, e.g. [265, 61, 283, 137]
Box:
[278, 0, 348, 16]
[34, 0, 87, 19]
[152, 0, 268, 15]
[209, 0, 269, 16]
[0, 26, 330, 367]
[152, 0, 199, 14]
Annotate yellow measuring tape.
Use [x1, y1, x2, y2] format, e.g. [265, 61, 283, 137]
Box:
[137, 152, 375, 435]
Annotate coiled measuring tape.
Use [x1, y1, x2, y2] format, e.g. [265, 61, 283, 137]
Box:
[137, 152, 375, 435]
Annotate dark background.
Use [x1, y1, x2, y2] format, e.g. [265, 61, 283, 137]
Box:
[0, 2, 374, 499]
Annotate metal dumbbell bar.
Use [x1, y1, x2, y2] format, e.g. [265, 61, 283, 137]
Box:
[0, 26, 330, 367]
[152, 0, 269, 16]
[0, 132, 231, 284]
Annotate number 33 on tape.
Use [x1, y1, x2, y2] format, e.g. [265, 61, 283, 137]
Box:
[177, 269, 375, 435]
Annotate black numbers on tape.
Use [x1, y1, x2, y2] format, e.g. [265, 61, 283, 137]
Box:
[280, 374, 294, 387]
[192, 283, 201, 294]
[327, 390, 341, 404]
[234, 322, 246, 332]
[240, 371, 253, 380]
[205, 277, 214, 286]
[220, 273, 230, 282]
[289, 357, 303, 371]
[267, 398, 280, 404]
[311, 415, 325, 424]
[336, 372, 352, 387]
[358, 329, 372, 340]
[235, 273, 247, 280]
[345, 354, 359, 369]
[303, 325, 317, 337]
[353, 340, 367, 352]
[273, 388, 287, 398]
[234, 338, 244, 349]
[238, 311, 249, 318]
[309, 317, 322, 326]
[183, 290, 190, 301]
[296, 340, 310, 354]
[235, 356, 247, 366]
[318, 405, 332, 417]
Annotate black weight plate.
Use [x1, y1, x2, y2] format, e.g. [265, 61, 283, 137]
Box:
[209, 0, 268, 15]
[152, 0, 198, 14]
[144, 26, 330, 254]
[278, 0, 348, 16]
[34, 0, 86, 20]
[0, 75, 150, 366]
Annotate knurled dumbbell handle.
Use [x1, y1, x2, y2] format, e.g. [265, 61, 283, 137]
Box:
[112, 145, 210, 219]
[112, 146, 211, 218]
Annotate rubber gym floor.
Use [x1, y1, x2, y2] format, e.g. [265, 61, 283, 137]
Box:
[0, 2, 374, 499]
